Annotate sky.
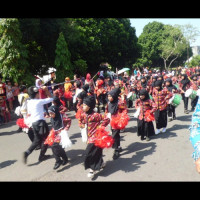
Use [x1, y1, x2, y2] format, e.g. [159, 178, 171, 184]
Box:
[129, 18, 200, 46]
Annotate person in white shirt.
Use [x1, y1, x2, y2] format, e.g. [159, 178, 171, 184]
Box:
[23, 85, 53, 164]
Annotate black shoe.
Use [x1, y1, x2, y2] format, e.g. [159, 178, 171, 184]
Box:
[141, 136, 146, 141]
[17, 127, 22, 133]
[53, 161, 62, 170]
[62, 159, 68, 166]
[173, 115, 176, 120]
[191, 108, 195, 112]
[113, 150, 120, 160]
[118, 147, 122, 152]
[23, 152, 28, 164]
[38, 155, 51, 162]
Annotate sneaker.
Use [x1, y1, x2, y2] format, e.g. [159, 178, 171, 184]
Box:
[87, 169, 95, 178]
[155, 129, 161, 135]
[184, 110, 189, 114]
[162, 127, 166, 133]
[141, 136, 146, 141]
[168, 117, 173, 122]
[113, 150, 120, 160]
[146, 137, 150, 141]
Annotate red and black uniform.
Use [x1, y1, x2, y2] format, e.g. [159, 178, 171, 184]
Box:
[152, 80, 173, 130]
[79, 96, 110, 171]
[135, 89, 156, 140]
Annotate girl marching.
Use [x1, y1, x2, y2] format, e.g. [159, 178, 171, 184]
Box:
[135, 89, 156, 141]
[79, 95, 111, 178]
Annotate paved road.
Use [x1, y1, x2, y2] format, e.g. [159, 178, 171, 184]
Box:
[0, 100, 200, 181]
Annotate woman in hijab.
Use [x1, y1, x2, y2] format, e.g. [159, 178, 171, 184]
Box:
[179, 74, 191, 114]
[135, 89, 156, 141]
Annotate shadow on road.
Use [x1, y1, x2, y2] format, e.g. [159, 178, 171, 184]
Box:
[56, 149, 85, 173]
[176, 114, 192, 122]
[0, 160, 17, 169]
[93, 141, 156, 180]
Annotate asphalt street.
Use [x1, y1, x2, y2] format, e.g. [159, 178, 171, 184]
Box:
[0, 100, 200, 181]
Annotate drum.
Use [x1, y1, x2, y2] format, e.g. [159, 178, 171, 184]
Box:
[127, 92, 136, 101]
[127, 92, 133, 100]
[174, 84, 179, 89]
[185, 89, 193, 97]
[189, 90, 197, 99]
[171, 94, 182, 107]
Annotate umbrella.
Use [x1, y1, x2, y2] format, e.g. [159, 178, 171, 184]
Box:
[117, 68, 130, 75]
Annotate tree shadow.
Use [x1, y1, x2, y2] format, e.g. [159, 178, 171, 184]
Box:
[0, 160, 17, 169]
[92, 141, 157, 180]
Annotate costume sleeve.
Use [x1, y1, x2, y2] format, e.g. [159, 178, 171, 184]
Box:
[100, 113, 110, 127]
[165, 89, 173, 101]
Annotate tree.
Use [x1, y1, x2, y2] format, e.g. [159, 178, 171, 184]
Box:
[176, 24, 200, 65]
[137, 21, 165, 68]
[0, 18, 29, 83]
[54, 32, 73, 82]
[159, 25, 188, 70]
[188, 55, 200, 67]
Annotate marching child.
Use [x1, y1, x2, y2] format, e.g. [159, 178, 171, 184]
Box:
[106, 88, 129, 160]
[152, 80, 173, 134]
[135, 89, 156, 141]
[79, 95, 110, 178]
[165, 78, 178, 121]
[45, 96, 72, 170]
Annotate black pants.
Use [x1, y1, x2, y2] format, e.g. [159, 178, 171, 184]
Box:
[111, 129, 120, 150]
[52, 142, 68, 163]
[26, 120, 49, 159]
[137, 119, 155, 138]
[191, 96, 198, 110]
[154, 109, 167, 129]
[84, 143, 103, 171]
[181, 94, 188, 110]
[167, 104, 176, 118]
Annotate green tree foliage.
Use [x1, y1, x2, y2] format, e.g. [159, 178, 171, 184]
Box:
[54, 32, 73, 82]
[138, 21, 165, 67]
[137, 21, 191, 70]
[189, 55, 200, 67]
[0, 18, 29, 83]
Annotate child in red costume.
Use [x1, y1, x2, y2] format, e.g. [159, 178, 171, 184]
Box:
[94, 79, 107, 113]
[135, 89, 156, 141]
[106, 88, 129, 160]
[79, 95, 110, 178]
